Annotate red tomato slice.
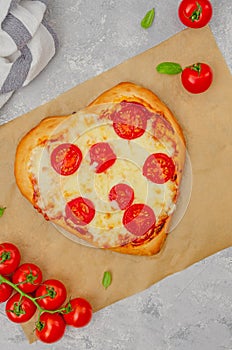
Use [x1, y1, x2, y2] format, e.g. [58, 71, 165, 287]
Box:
[112, 102, 149, 140]
[89, 142, 116, 173]
[178, 0, 213, 29]
[152, 114, 174, 139]
[35, 312, 66, 344]
[51, 143, 82, 176]
[35, 279, 67, 311]
[181, 62, 213, 94]
[12, 263, 43, 293]
[143, 153, 175, 184]
[123, 203, 156, 236]
[5, 293, 37, 323]
[109, 183, 134, 210]
[0, 242, 21, 275]
[65, 197, 95, 226]
[0, 277, 13, 303]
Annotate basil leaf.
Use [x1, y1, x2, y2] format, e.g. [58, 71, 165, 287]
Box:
[102, 271, 112, 289]
[156, 62, 183, 75]
[141, 8, 155, 29]
[0, 207, 6, 217]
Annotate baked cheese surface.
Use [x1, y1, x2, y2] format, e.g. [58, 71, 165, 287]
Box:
[28, 102, 178, 248]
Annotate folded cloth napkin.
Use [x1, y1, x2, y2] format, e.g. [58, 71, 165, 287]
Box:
[0, 0, 58, 109]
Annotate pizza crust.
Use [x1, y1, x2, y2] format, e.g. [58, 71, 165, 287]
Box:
[15, 82, 186, 256]
[15, 116, 68, 203]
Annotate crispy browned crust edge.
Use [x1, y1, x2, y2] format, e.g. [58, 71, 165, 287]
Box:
[14, 116, 68, 202]
[15, 82, 185, 256]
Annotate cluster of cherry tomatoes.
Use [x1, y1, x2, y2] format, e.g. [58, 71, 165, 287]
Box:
[0, 243, 92, 344]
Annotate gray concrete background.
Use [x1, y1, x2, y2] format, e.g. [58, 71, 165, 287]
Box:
[0, 0, 231, 349]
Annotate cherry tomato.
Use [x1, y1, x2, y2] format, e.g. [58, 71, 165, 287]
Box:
[0, 242, 21, 275]
[123, 203, 156, 236]
[65, 197, 95, 226]
[35, 312, 66, 344]
[0, 277, 13, 303]
[143, 153, 175, 184]
[181, 62, 213, 93]
[178, 0, 213, 28]
[63, 298, 92, 328]
[109, 183, 134, 210]
[5, 293, 36, 323]
[51, 143, 83, 176]
[35, 279, 67, 311]
[12, 263, 43, 293]
[89, 142, 116, 173]
[112, 101, 149, 139]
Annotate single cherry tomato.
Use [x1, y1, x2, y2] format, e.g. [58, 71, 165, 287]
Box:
[181, 62, 213, 93]
[12, 263, 43, 293]
[63, 298, 92, 328]
[65, 197, 95, 226]
[178, 0, 213, 28]
[89, 142, 116, 173]
[35, 279, 67, 311]
[123, 203, 156, 236]
[143, 153, 175, 184]
[112, 101, 150, 140]
[0, 242, 21, 275]
[5, 293, 36, 323]
[51, 143, 83, 176]
[35, 312, 66, 344]
[109, 183, 134, 210]
[0, 277, 13, 302]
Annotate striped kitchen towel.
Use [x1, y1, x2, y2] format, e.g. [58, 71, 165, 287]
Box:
[0, 0, 58, 109]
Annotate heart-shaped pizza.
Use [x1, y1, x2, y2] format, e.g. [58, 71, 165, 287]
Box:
[15, 82, 186, 255]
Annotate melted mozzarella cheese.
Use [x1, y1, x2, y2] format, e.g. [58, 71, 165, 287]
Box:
[28, 104, 178, 248]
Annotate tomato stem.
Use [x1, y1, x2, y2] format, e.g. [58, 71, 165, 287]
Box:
[62, 300, 73, 314]
[35, 320, 45, 331]
[25, 268, 39, 285]
[45, 286, 57, 299]
[0, 274, 68, 317]
[13, 299, 25, 317]
[189, 62, 202, 76]
[33, 293, 52, 301]
[0, 251, 11, 264]
[189, 2, 202, 22]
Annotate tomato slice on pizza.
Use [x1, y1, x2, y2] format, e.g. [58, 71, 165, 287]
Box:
[89, 142, 116, 173]
[111, 101, 151, 140]
[65, 197, 95, 226]
[143, 153, 175, 184]
[51, 143, 82, 176]
[123, 204, 156, 236]
[109, 183, 134, 210]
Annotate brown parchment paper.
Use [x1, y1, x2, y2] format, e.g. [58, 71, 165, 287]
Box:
[0, 26, 232, 342]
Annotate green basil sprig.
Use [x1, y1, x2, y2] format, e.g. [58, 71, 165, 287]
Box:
[102, 271, 112, 289]
[0, 207, 6, 217]
[156, 62, 183, 75]
[141, 8, 155, 29]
